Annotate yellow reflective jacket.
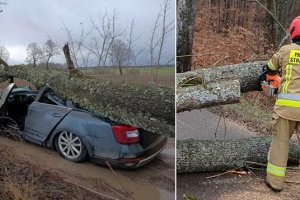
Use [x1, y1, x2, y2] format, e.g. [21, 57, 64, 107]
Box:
[268, 43, 300, 121]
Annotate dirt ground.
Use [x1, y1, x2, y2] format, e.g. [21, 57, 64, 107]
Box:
[178, 170, 300, 200]
[0, 135, 175, 200]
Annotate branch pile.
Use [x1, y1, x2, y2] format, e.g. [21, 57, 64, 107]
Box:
[1, 66, 175, 137]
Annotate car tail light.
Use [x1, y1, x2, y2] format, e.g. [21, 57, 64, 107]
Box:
[112, 125, 140, 144]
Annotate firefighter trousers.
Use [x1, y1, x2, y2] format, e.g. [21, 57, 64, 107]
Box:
[267, 112, 300, 190]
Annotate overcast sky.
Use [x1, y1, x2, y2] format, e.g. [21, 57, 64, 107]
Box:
[0, 0, 175, 66]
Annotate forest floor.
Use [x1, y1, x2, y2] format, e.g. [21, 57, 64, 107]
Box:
[177, 2, 300, 200]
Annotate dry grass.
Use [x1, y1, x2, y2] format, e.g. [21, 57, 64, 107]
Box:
[84, 66, 175, 87]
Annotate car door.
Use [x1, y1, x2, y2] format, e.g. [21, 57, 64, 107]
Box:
[24, 102, 71, 143]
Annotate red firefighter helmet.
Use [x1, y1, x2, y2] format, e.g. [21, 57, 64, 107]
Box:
[289, 16, 300, 40]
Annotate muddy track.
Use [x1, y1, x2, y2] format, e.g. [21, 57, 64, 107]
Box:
[0, 136, 175, 200]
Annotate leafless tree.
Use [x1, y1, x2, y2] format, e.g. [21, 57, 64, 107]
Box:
[43, 39, 60, 70]
[147, 13, 160, 66]
[157, 0, 175, 66]
[109, 39, 128, 75]
[147, 0, 174, 67]
[103, 10, 124, 67]
[89, 12, 111, 67]
[0, 1, 7, 13]
[0, 45, 9, 62]
[25, 42, 43, 67]
[85, 10, 124, 67]
[126, 19, 139, 66]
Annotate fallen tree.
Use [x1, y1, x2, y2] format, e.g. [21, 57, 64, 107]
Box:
[177, 80, 240, 112]
[177, 136, 299, 173]
[1, 66, 175, 137]
[177, 61, 267, 92]
[176, 61, 267, 112]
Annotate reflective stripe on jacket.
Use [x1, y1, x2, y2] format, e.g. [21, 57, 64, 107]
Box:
[269, 43, 300, 121]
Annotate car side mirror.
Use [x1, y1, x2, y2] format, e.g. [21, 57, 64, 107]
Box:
[66, 100, 74, 108]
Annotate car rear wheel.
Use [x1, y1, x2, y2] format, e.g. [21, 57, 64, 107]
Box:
[55, 130, 87, 162]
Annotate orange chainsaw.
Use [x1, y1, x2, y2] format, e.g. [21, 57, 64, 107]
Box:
[258, 65, 281, 96]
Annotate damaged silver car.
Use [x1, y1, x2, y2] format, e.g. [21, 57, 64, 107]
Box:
[0, 82, 167, 169]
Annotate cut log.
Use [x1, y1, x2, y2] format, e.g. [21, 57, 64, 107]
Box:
[177, 136, 299, 173]
[1, 66, 175, 137]
[177, 80, 240, 112]
[177, 61, 267, 92]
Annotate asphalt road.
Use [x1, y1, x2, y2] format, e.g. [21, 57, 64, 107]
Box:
[177, 109, 257, 140]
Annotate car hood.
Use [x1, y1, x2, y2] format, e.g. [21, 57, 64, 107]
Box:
[0, 83, 15, 110]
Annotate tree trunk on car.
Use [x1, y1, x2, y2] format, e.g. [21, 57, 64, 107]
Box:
[177, 136, 299, 173]
[1, 66, 175, 137]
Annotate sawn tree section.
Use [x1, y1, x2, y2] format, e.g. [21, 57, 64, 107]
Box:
[176, 61, 267, 112]
[177, 136, 299, 173]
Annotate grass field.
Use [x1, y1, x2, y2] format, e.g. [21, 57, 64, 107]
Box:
[132, 66, 175, 75]
[84, 66, 174, 75]
[83, 66, 175, 87]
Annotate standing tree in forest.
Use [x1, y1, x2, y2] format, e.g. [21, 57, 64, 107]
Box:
[176, 0, 196, 73]
[25, 42, 43, 67]
[43, 39, 60, 70]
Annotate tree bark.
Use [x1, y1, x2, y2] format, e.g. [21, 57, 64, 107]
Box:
[1, 66, 175, 137]
[63, 43, 75, 70]
[177, 61, 267, 93]
[177, 136, 299, 173]
[177, 80, 240, 112]
[176, 0, 197, 73]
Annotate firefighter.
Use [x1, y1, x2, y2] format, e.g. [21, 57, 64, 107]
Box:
[266, 16, 300, 192]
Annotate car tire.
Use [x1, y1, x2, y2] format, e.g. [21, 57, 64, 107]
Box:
[55, 130, 87, 162]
